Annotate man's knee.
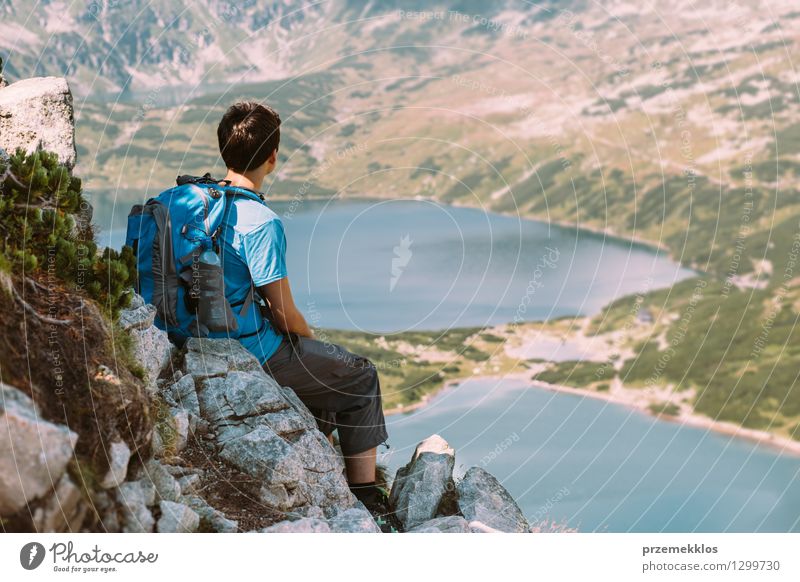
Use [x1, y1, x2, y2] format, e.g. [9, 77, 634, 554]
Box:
[337, 354, 380, 398]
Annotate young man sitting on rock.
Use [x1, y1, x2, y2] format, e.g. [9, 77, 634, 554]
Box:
[213, 102, 395, 529]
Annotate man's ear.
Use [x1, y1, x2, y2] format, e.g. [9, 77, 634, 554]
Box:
[268, 149, 278, 165]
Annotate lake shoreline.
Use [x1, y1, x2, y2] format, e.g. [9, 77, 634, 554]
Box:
[385, 370, 800, 457]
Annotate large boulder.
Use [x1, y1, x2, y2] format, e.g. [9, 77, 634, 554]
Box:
[184, 338, 355, 516]
[0, 77, 76, 168]
[389, 434, 455, 530]
[456, 467, 529, 533]
[0, 383, 78, 515]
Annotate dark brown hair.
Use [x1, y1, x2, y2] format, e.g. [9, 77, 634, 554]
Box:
[217, 101, 281, 172]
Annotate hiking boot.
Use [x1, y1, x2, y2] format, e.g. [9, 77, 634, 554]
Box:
[350, 484, 403, 533]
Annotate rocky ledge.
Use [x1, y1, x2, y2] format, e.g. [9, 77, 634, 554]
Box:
[1, 291, 538, 532]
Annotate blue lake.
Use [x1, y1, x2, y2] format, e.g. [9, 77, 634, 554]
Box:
[99, 197, 693, 332]
[382, 378, 800, 532]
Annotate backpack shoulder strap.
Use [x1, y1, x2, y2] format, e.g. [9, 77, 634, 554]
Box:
[222, 185, 267, 204]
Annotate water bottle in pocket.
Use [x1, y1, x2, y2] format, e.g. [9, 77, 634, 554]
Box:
[194, 245, 238, 333]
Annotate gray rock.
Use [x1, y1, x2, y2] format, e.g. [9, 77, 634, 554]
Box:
[284, 505, 325, 520]
[220, 425, 304, 506]
[196, 371, 288, 432]
[135, 478, 157, 507]
[183, 338, 265, 379]
[115, 481, 155, 533]
[150, 429, 166, 458]
[389, 434, 455, 530]
[157, 500, 200, 533]
[279, 385, 318, 427]
[262, 517, 331, 533]
[31, 473, 89, 532]
[176, 473, 201, 495]
[99, 439, 131, 489]
[328, 504, 381, 533]
[407, 515, 470, 533]
[171, 408, 190, 453]
[188, 349, 354, 515]
[181, 494, 238, 533]
[138, 459, 181, 502]
[128, 293, 146, 310]
[456, 467, 529, 533]
[163, 464, 197, 478]
[163, 374, 200, 417]
[118, 298, 156, 331]
[130, 325, 174, 395]
[0, 77, 76, 168]
[94, 490, 121, 532]
[0, 382, 78, 514]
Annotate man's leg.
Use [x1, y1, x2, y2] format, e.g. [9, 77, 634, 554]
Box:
[262, 333, 388, 484]
[344, 446, 377, 484]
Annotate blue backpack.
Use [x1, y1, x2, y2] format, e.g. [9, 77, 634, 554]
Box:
[125, 173, 262, 344]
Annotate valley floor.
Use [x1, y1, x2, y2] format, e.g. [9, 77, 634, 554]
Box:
[324, 316, 800, 457]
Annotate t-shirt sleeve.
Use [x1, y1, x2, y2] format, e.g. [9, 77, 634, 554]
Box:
[241, 218, 288, 286]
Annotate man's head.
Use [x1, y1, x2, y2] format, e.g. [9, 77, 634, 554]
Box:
[217, 101, 281, 179]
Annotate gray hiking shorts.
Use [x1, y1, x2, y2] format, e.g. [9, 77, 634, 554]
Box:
[262, 332, 389, 456]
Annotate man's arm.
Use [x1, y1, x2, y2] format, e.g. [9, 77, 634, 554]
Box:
[257, 277, 314, 338]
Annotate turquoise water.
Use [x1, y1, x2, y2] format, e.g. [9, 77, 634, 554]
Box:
[98, 197, 693, 331]
[381, 378, 800, 532]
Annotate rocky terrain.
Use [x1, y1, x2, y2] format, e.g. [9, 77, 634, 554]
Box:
[2, 288, 536, 533]
[0, 71, 535, 533]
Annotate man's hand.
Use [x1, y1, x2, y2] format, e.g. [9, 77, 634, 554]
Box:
[257, 277, 314, 338]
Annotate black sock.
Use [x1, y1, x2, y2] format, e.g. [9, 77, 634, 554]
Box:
[349, 481, 378, 504]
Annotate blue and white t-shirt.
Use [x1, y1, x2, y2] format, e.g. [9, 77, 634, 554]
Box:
[210, 187, 287, 363]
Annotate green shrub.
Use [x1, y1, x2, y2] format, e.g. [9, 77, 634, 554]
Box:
[0, 148, 136, 314]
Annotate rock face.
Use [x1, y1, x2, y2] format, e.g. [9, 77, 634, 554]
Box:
[0, 383, 78, 515]
[261, 503, 381, 533]
[389, 434, 455, 530]
[119, 293, 174, 395]
[2, 283, 539, 534]
[0, 77, 76, 168]
[184, 338, 355, 516]
[132, 332, 174, 396]
[456, 467, 529, 533]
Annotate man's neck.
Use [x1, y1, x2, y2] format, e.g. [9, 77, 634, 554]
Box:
[223, 170, 263, 193]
